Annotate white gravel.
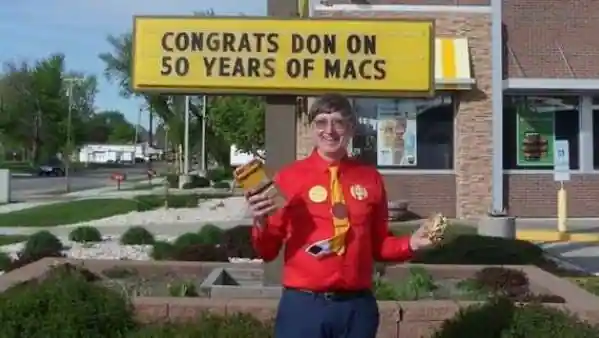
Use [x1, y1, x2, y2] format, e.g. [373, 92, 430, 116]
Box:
[63, 196, 252, 228]
[0, 235, 263, 264]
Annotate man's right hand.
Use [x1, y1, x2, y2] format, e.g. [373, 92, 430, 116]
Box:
[245, 189, 278, 222]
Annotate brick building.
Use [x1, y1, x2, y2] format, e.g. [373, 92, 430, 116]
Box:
[265, 0, 599, 219]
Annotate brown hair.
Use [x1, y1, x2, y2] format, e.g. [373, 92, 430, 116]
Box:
[308, 93, 355, 124]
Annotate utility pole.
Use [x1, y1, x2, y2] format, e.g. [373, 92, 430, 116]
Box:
[63, 77, 81, 193]
[183, 95, 190, 175]
[200, 95, 207, 173]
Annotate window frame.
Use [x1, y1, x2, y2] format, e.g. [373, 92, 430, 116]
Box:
[349, 93, 456, 172]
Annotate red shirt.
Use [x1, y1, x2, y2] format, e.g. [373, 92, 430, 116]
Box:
[252, 151, 413, 292]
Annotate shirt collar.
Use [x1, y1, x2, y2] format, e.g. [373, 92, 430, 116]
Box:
[306, 148, 352, 173]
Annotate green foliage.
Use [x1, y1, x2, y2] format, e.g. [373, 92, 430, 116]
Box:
[373, 266, 437, 301]
[173, 232, 205, 248]
[212, 181, 231, 189]
[0, 54, 98, 163]
[432, 297, 599, 338]
[120, 227, 155, 245]
[22, 230, 63, 257]
[0, 252, 11, 272]
[166, 194, 199, 208]
[0, 265, 136, 338]
[206, 167, 233, 183]
[167, 280, 198, 297]
[128, 312, 273, 338]
[68, 226, 103, 243]
[198, 224, 224, 246]
[150, 240, 174, 260]
[134, 194, 164, 211]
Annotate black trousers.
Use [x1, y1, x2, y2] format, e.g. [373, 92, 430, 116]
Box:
[274, 288, 379, 338]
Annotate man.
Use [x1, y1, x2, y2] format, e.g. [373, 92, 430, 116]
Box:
[246, 93, 435, 338]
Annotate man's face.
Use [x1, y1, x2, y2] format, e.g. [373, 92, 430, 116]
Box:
[311, 111, 354, 156]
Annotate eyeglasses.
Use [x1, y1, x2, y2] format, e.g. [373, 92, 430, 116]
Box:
[313, 118, 350, 131]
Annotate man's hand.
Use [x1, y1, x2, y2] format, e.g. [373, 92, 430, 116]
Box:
[245, 189, 278, 224]
[409, 213, 448, 251]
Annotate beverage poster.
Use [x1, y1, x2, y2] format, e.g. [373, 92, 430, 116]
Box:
[376, 101, 417, 166]
[516, 102, 555, 166]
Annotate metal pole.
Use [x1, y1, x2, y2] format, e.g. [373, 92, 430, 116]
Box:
[201, 95, 207, 173]
[134, 107, 141, 145]
[183, 95, 190, 175]
[491, 0, 504, 213]
[65, 83, 73, 193]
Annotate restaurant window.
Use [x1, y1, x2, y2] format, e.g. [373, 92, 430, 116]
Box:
[503, 95, 579, 170]
[592, 97, 599, 169]
[350, 96, 454, 170]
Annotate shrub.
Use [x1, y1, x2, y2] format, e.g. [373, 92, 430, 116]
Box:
[206, 167, 233, 183]
[0, 264, 136, 338]
[198, 223, 224, 245]
[120, 227, 155, 245]
[221, 225, 258, 259]
[411, 235, 546, 266]
[68, 226, 103, 243]
[171, 244, 229, 262]
[22, 230, 63, 258]
[166, 194, 199, 208]
[134, 195, 163, 211]
[128, 312, 273, 338]
[212, 181, 231, 189]
[173, 232, 205, 248]
[432, 297, 599, 338]
[0, 252, 11, 272]
[189, 175, 210, 188]
[150, 241, 174, 260]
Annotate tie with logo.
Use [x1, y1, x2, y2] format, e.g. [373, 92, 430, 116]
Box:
[329, 166, 350, 255]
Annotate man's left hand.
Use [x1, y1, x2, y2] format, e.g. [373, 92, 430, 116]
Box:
[409, 224, 434, 251]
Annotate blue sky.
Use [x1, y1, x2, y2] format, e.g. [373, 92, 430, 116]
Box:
[0, 0, 266, 128]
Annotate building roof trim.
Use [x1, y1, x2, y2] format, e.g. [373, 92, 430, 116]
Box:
[313, 4, 491, 14]
[505, 78, 599, 90]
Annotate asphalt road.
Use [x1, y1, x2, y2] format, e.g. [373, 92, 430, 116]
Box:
[9, 164, 163, 201]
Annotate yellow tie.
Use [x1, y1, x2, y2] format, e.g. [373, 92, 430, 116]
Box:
[329, 166, 350, 255]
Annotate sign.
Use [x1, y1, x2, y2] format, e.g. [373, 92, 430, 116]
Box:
[132, 17, 434, 96]
[376, 100, 417, 166]
[553, 140, 570, 182]
[516, 102, 555, 167]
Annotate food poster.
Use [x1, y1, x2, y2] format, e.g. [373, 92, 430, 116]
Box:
[516, 101, 555, 166]
[376, 100, 417, 166]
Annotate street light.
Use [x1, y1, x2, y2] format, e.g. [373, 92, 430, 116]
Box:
[63, 77, 82, 193]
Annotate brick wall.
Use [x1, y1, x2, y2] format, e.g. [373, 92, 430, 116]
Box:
[299, 9, 494, 218]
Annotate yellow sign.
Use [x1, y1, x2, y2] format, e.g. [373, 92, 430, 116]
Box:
[132, 17, 434, 96]
[308, 185, 328, 203]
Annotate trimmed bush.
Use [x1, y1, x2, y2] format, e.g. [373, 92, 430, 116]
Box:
[165, 174, 179, 188]
[432, 297, 599, 338]
[212, 181, 231, 189]
[120, 227, 155, 245]
[68, 226, 102, 243]
[173, 232, 205, 248]
[171, 244, 229, 262]
[166, 194, 199, 208]
[134, 195, 163, 211]
[0, 252, 11, 272]
[198, 223, 224, 245]
[150, 241, 174, 260]
[206, 167, 233, 183]
[221, 225, 258, 259]
[22, 230, 63, 258]
[0, 264, 136, 338]
[128, 312, 273, 338]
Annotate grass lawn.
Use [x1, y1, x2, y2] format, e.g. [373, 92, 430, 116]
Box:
[122, 182, 161, 191]
[570, 277, 599, 296]
[0, 199, 140, 227]
[0, 234, 29, 246]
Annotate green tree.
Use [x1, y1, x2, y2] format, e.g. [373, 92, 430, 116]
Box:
[86, 110, 138, 144]
[98, 9, 264, 167]
[0, 54, 96, 163]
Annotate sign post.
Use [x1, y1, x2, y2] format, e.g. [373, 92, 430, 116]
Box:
[553, 140, 570, 234]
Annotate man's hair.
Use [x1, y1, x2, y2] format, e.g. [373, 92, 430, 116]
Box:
[308, 93, 355, 124]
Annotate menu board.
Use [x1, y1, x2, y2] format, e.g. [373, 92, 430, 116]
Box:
[516, 102, 555, 167]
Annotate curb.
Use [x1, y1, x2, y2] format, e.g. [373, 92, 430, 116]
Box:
[516, 230, 599, 243]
